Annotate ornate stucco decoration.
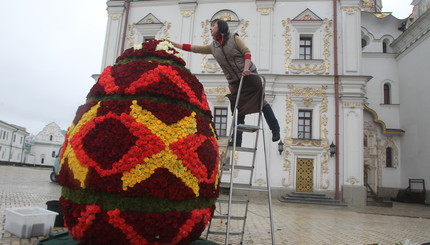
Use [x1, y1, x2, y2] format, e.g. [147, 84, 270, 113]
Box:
[291, 86, 327, 107]
[282, 85, 330, 189]
[343, 102, 363, 109]
[205, 86, 229, 102]
[319, 95, 330, 189]
[342, 7, 360, 14]
[281, 150, 292, 187]
[238, 19, 249, 40]
[364, 121, 380, 190]
[255, 178, 266, 186]
[361, 0, 374, 10]
[257, 8, 273, 15]
[201, 14, 249, 73]
[282, 19, 292, 73]
[180, 10, 195, 17]
[109, 13, 122, 20]
[378, 136, 400, 168]
[127, 23, 136, 48]
[282, 17, 332, 74]
[134, 13, 166, 45]
[159, 21, 171, 40]
[347, 176, 359, 185]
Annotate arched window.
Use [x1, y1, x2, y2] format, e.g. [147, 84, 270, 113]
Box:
[382, 41, 387, 53]
[386, 147, 393, 167]
[50, 135, 53, 141]
[363, 134, 368, 147]
[383, 83, 391, 104]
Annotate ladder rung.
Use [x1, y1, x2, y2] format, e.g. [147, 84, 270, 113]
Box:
[237, 124, 260, 132]
[207, 231, 244, 236]
[226, 146, 256, 153]
[216, 198, 249, 204]
[221, 164, 253, 171]
[212, 215, 246, 220]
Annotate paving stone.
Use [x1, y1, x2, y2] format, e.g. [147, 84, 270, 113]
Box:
[1, 165, 430, 245]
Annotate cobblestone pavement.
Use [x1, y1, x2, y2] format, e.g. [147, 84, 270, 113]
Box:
[1, 165, 430, 245]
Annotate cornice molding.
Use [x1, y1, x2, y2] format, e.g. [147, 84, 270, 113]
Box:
[364, 105, 405, 135]
[391, 9, 430, 55]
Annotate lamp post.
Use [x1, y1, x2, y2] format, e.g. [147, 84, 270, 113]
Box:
[330, 142, 336, 157]
[278, 140, 284, 155]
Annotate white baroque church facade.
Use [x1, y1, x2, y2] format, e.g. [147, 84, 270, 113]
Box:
[24, 122, 65, 167]
[98, 0, 430, 205]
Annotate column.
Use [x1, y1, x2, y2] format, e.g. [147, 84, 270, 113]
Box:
[101, 1, 126, 69]
[179, 1, 197, 68]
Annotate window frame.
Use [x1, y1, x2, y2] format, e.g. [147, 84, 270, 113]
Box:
[386, 147, 393, 168]
[213, 107, 228, 137]
[298, 110, 312, 139]
[299, 35, 313, 60]
[383, 83, 391, 104]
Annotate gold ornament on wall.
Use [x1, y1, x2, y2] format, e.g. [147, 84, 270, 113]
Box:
[342, 7, 360, 14]
[205, 86, 229, 102]
[109, 13, 122, 20]
[180, 10, 194, 17]
[282, 85, 330, 189]
[159, 21, 171, 40]
[378, 136, 400, 168]
[127, 23, 136, 48]
[257, 8, 273, 15]
[282, 18, 332, 74]
[239, 19, 249, 40]
[362, 0, 375, 9]
[282, 19, 292, 73]
[347, 176, 359, 185]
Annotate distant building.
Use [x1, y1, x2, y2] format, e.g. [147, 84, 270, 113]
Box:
[25, 122, 65, 167]
[0, 120, 29, 163]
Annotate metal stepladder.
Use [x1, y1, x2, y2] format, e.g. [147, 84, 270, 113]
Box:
[205, 74, 275, 245]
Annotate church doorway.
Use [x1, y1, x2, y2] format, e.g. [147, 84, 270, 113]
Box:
[296, 158, 314, 192]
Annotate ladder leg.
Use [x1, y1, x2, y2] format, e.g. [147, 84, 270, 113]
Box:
[261, 116, 276, 245]
[206, 74, 276, 245]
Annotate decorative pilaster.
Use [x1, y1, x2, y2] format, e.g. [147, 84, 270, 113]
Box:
[339, 76, 368, 205]
[102, 1, 127, 68]
[255, 0, 275, 72]
[339, 0, 362, 75]
[179, 1, 197, 67]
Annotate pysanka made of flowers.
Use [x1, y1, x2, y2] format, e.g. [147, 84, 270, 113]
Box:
[58, 40, 220, 245]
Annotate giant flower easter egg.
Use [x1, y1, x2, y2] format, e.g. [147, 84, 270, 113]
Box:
[58, 40, 220, 245]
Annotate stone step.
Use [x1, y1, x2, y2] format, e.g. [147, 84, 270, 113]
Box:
[291, 191, 327, 197]
[367, 200, 393, 207]
[288, 193, 332, 200]
[279, 196, 347, 206]
[279, 193, 347, 207]
[283, 196, 343, 204]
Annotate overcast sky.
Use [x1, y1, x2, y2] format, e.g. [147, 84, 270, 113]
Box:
[0, 0, 414, 135]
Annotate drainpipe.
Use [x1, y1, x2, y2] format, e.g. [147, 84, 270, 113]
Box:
[333, 0, 340, 200]
[120, 0, 131, 53]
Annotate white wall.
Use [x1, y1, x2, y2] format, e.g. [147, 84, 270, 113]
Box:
[397, 35, 430, 188]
